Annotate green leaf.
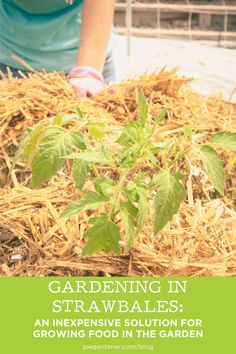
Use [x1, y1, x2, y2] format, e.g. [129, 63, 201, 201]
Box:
[210, 132, 236, 152]
[153, 170, 186, 234]
[52, 114, 63, 126]
[136, 187, 148, 232]
[101, 146, 115, 167]
[116, 131, 130, 147]
[126, 181, 137, 191]
[171, 172, 184, 180]
[61, 191, 109, 219]
[82, 214, 121, 256]
[183, 127, 192, 138]
[87, 120, 105, 128]
[198, 145, 225, 196]
[65, 151, 109, 164]
[76, 107, 83, 119]
[72, 159, 91, 189]
[117, 121, 143, 147]
[134, 172, 149, 187]
[150, 143, 170, 156]
[124, 182, 139, 203]
[192, 133, 206, 141]
[22, 125, 46, 167]
[155, 108, 167, 125]
[119, 203, 136, 253]
[53, 114, 78, 127]
[120, 201, 138, 217]
[88, 125, 104, 140]
[32, 127, 72, 187]
[138, 91, 148, 127]
[70, 131, 86, 150]
[11, 131, 33, 172]
[93, 177, 115, 196]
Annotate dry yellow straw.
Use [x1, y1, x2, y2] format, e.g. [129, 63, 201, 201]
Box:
[0, 68, 235, 277]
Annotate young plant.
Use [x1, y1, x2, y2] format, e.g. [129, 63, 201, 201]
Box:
[12, 93, 236, 256]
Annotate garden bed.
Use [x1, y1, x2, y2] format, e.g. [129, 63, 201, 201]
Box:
[0, 68, 235, 276]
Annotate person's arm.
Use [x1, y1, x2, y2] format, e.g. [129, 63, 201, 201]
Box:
[69, 0, 115, 98]
[77, 0, 115, 72]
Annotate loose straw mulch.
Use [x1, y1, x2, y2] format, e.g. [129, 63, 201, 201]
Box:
[0, 68, 236, 277]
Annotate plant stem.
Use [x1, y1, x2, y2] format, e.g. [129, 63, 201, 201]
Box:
[162, 151, 168, 169]
[92, 165, 100, 178]
[168, 146, 192, 169]
[108, 170, 128, 221]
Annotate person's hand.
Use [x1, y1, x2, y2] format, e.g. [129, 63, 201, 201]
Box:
[68, 66, 105, 99]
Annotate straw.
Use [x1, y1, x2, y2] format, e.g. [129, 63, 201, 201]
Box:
[0, 68, 235, 277]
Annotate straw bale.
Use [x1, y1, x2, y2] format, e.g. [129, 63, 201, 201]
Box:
[0, 68, 235, 276]
[0, 185, 235, 276]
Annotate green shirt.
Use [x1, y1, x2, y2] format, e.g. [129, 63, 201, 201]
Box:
[0, 0, 114, 72]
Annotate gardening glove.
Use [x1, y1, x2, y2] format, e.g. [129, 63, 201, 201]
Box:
[68, 66, 105, 99]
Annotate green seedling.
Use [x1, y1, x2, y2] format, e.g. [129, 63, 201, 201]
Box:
[13, 92, 236, 256]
